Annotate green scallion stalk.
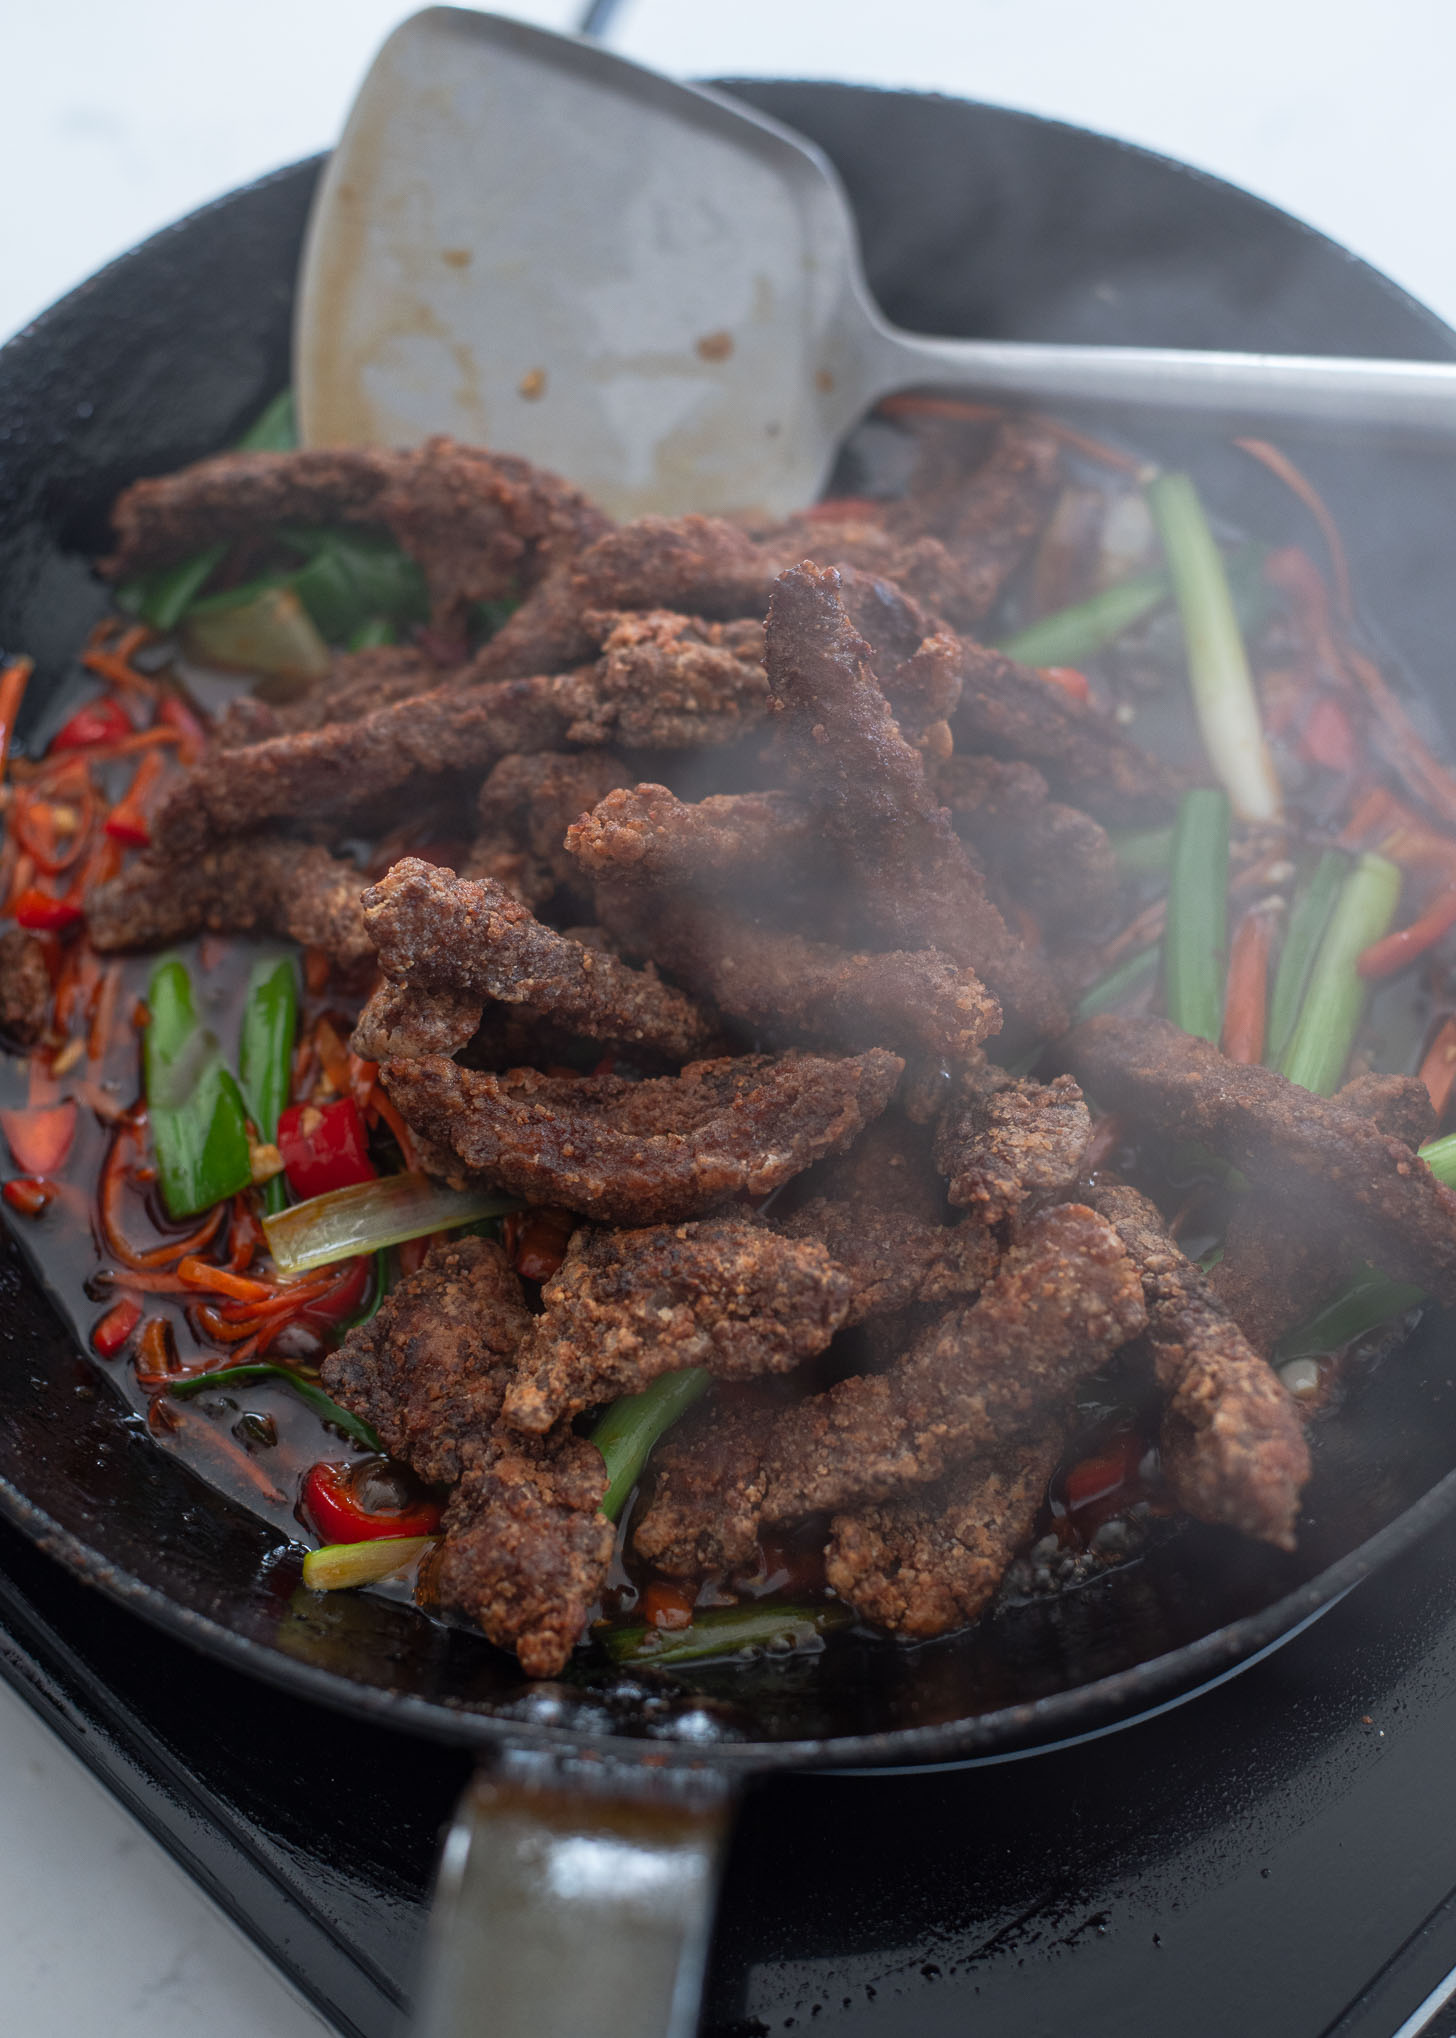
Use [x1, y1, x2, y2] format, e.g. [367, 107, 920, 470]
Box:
[592, 1369, 711, 1522]
[238, 955, 298, 1217]
[995, 566, 1171, 667]
[236, 388, 297, 452]
[1265, 850, 1348, 1069]
[1109, 827, 1174, 877]
[603, 1602, 851, 1667]
[276, 527, 429, 641]
[167, 1361, 381, 1448]
[303, 1536, 434, 1592]
[143, 957, 254, 1220]
[1077, 944, 1160, 1022]
[1148, 471, 1282, 823]
[347, 618, 396, 651]
[1163, 788, 1230, 1044]
[264, 1172, 519, 1275]
[1278, 852, 1402, 1095]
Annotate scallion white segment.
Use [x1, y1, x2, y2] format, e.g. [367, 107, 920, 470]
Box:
[302, 1537, 435, 1591]
[1148, 470, 1283, 824]
[264, 1171, 518, 1274]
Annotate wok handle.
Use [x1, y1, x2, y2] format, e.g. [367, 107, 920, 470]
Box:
[409, 1745, 738, 2038]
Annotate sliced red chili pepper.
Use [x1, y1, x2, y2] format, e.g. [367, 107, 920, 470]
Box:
[1358, 886, 1456, 979]
[1299, 694, 1358, 775]
[503, 1206, 574, 1283]
[49, 697, 133, 753]
[0, 1103, 77, 1176]
[1063, 1431, 1145, 1514]
[155, 693, 207, 763]
[295, 1255, 372, 1331]
[2, 1177, 53, 1217]
[92, 1297, 143, 1358]
[12, 888, 84, 932]
[277, 1096, 377, 1200]
[1039, 664, 1092, 704]
[641, 1580, 697, 1632]
[301, 1461, 442, 1543]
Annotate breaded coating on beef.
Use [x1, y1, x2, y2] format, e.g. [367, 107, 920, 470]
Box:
[826, 1432, 1062, 1637]
[777, 1198, 999, 1324]
[1335, 1071, 1437, 1150]
[936, 753, 1120, 932]
[809, 1108, 944, 1221]
[105, 438, 609, 635]
[634, 1203, 1145, 1574]
[0, 929, 50, 1047]
[567, 784, 815, 892]
[882, 417, 1063, 625]
[1067, 1014, 1456, 1305]
[766, 560, 1067, 1038]
[933, 1065, 1091, 1225]
[951, 637, 1184, 824]
[362, 859, 715, 1063]
[214, 646, 442, 746]
[350, 979, 484, 1063]
[86, 835, 372, 967]
[382, 1048, 903, 1224]
[501, 1218, 851, 1433]
[558, 610, 768, 748]
[321, 1236, 533, 1485]
[1089, 1183, 1310, 1549]
[467, 750, 633, 905]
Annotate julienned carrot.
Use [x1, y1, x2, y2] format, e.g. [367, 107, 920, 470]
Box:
[1419, 1017, 1456, 1119]
[1236, 439, 1354, 619]
[1358, 886, 1456, 978]
[176, 1256, 277, 1304]
[876, 393, 1002, 426]
[0, 656, 34, 780]
[1222, 907, 1274, 1065]
[105, 749, 166, 846]
[80, 646, 159, 698]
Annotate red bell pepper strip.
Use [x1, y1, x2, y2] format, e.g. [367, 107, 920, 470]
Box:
[1357, 886, 1456, 979]
[49, 697, 133, 753]
[0, 1103, 77, 1176]
[301, 1460, 441, 1543]
[278, 1097, 377, 1200]
[92, 1297, 143, 1357]
[12, 888, 84, 932]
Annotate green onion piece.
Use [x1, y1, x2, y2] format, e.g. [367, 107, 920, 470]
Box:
[276, 527, 429, 641]
[347, 617, 395, 651]
[996, 566, 1171, 667]
[1278, 852, 1401, 1095]
[143, 957, 254, 1220]
[1265, 850, 1348, 1068]
[264, 1172, 519, 1275]
[238, 954, 298, 1217]
[604, 1602, 851, 1667]
[1077, 944, 1160, 1022]
[1109, 827, 1174, 877]
[591, 1370, 711, 1522]
[116, 543, 229, 632]
[1163, 787, 1230, 1044]
[236, 388, 297, 452]
[181, 583, 331, 685]
[1148, 471, 1282, 823]
[1420, 1132, 1456, 1188]
[1276, 1267, 1426, 1366]
[343, 1248, 392, 1332]
[167, 1361, 381, 1448]
[303, 1536, 434, 1592]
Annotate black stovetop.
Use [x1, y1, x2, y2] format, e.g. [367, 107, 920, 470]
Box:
[7, 1506, 1456, 2038]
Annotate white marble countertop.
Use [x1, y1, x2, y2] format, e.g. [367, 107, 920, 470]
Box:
[4, 2, 1456, 2032]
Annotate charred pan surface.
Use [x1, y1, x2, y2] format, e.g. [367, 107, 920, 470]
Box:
[1089, 1183, 1310, 1549]
[362, 858, 715, 1063]
[501, 1218, 851, 1433]
[1067, 1013, 1456, 1304]
[321, 1236, 533, 1485]
[0, 928, 50, 1046]
[936, 752, 1120, 931]
[381, 1048, 904, 1225]
[933, 1065, 1092, 1226]
[777, 1197, 999, 1324]
[86, 835, 372, 968]
[765, 560, 1067, 1038]
[634, 1203, 1145, 1575]
[826, 1433, 1061, 1637]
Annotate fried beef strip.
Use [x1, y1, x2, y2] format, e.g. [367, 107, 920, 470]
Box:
[501, 1218, 851, 1433]
[881, 417, 1064, 625]
[361, 858, 715, 1064]
[936, 752, 1121, 932]
[766, 560, 1067, 1038]
[350, 980, 485, 1063]
[321, 1237, 612, 1678]
[933, 1065, 1092, 1226]
[466, 750, 633, 905]
[633, 1203, 1145, 1575]
[567, 784, 816, 892]
[776, 1198, 999, 1324]
[1088, 1183, 1310, 1549]
[86, 835, 372, 968]
[213, 646, 443, 746]
[1066, 1014, 1456, 1305]
[382, 1048, 903, 1224]
[559, 611, 769, 748]
[826, 1430, 1062, 1637]
[0, 929, 50, 1046]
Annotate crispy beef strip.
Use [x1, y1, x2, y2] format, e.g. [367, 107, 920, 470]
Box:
[105, 438, 610, 637]
[809, 1106, 945, 1221]
[881, 417, 1064, 626]
[213, 646, 442, 747]
[86, 835, 372, 968]
[936, 752, 1121, 932]
[361, 858, 715, 1064]
[766, 560, 1067, 1038]
[1211, 1071, 1438, 1355]
[383, 1047, 903, 1224]
[1067, 1014, 1456, 1305]
[951, 637, 1185, 825]
[826, 1430, 1063, 1638]
[465, 750, 633, 905]
[933, 1065, 1092, 1226]
[776, 1197, 999, 1324]
[1089, 1183, 1310, 1549]
[557, 610, 768, 748]
[633, 1203, 1145, 1575]
[567, 784, 816, 892]
[502, 1218, 851, 1433]
[0, 929, 50, 1047]
[350, 980, 485, 1063]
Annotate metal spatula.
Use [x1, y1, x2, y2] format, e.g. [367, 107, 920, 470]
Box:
[295, 6, 1456, 519]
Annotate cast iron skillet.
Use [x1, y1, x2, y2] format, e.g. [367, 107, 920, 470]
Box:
[5, 76, 1456, 2037]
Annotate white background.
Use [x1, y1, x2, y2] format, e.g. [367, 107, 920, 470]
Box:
[4, 3, 1456, 2033]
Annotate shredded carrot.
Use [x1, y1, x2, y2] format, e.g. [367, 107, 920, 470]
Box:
[158, 1406, 287, 1504]
[99, 1114, 229, 1270]
[105, 748, 165, 846]
[1031, 415, 1145, 475]
[0, 656, 34, 781]
[313, 1017, 353, 1096]
[876, 393, 1003, 426]
[80, 647, 159, 698]
[136, 1315, 178, 1375]
[1236, 439, 1354, 619]
[1222, 907, 1274, 1064]
[1421, 1017, 1456, 1119]
[176, 1257, 278, 1304]
[87, 964, 123, 1064]
[303, 947, 331, 997]
[1358, 886, 1456, 978]
[366, 1080, 418, 1169]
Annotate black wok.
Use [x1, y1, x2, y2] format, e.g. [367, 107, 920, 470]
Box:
[4, 76, 1456, 2038]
